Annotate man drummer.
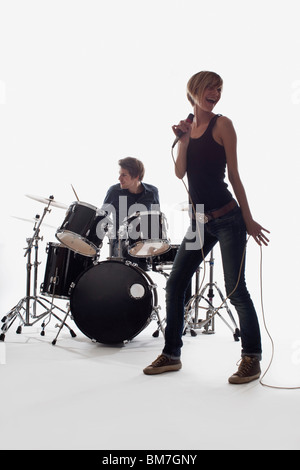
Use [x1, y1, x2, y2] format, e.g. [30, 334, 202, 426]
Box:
[102, 157, 160, 269]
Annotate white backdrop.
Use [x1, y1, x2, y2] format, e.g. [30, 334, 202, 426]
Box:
[1, 0, 300, 364]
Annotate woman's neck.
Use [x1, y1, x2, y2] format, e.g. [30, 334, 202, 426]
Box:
[193, 107, 215, 127]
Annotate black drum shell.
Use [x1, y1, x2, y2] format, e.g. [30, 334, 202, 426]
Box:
[56, 202, 109, 257]
[41, 243, 94, 299]
[70, 260, 156, 344]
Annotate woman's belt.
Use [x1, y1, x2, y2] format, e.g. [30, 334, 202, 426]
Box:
[194, 199, 238, 223]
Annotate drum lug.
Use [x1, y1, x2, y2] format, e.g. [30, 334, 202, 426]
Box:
[50, 275, 59, 286]
[118, 225, 127, 239]
[151, 305, 161, 314]
[69, 282, 76, 296]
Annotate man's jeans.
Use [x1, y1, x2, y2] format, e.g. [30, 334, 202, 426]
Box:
[163, 206, 262, 359]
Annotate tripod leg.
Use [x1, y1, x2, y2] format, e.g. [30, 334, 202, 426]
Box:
[1, 299, 27, 341]
[151, 307, 165, 338]
[213, 284, 240, 341]
[52, 307, 76, 345]
[32, 297, 76, 339]
[1, 311, 19, 341]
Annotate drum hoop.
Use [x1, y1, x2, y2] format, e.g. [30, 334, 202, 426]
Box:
[128, 240, 171, 259]
[132, 238, 170, 244]
[123, 210, 166, 223]
[46, 241, 61, 250]
[70, 258, 158, 308]
[71, 201, 98, 211]
[69, 258, 160, 343]
[56, 230, 101, 255]
[102, 258, 156, 284]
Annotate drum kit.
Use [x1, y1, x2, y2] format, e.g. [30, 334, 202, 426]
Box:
[0, 193, 175, 345]
[1, 191, 240, 346]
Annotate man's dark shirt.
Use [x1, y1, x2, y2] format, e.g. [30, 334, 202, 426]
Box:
[102, 182, 160, 234]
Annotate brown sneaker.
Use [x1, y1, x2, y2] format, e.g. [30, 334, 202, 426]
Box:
[228, 356, 261, 384]
[143, 354, 182, 375]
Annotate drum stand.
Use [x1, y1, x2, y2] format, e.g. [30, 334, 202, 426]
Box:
[184, 249, 240, 341]
[51, 304, 73, 345]
[0, 201, 76, 343]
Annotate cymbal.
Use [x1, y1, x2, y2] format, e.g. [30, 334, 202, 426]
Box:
[11, 216, 56, 229]
[25, 194, 68, 209]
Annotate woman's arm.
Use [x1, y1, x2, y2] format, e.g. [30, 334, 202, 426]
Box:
[172, 119, 193, 179]
[217, 117, 270, 246]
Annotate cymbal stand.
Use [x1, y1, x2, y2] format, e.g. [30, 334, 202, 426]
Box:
[1, 198, 75, 342]
[184, 249, 241, 341]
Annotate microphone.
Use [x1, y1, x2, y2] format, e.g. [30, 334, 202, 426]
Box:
[172, 113, 194, 148]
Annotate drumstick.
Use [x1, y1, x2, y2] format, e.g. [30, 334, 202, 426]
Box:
[71, 184, 80, 201]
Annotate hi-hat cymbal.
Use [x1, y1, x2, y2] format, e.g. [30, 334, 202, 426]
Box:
[25, 194, 68, 209]
[11, 216, 56, 229]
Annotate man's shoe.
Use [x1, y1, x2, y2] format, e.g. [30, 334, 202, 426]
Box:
[143, 354, 182, 375]
[228, 356, 261, 384]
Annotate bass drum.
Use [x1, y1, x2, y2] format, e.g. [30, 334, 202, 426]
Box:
[70, 260, 158, 344]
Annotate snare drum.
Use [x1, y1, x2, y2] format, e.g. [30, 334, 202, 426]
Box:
[120, 210, 170, 258]
[56, 201, 111, 257]
[70, 259, 158, 344]
[41, 242, 94, 299]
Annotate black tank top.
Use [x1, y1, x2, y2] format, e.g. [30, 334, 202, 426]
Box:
[186, 114, 233, 212]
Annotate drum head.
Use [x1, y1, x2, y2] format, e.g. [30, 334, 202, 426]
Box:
[129, 240, 170, 258]
[56, 202, 107, 257]
[70, 260, 154, 344]
[56, 231, 98, 257]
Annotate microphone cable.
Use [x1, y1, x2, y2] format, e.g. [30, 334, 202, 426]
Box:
[258, 244, 300, 390]
[170, 144, 248, 335]
[171, 135, 300, 391]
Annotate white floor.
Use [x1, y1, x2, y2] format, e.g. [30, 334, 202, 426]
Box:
[1, 272, 300, 452]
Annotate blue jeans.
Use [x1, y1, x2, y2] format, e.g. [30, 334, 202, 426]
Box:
[163, 206, 262, 360]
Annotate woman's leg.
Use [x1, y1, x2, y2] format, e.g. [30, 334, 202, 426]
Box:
[163, 226, 218, 358]
[209, 208, 262, 358]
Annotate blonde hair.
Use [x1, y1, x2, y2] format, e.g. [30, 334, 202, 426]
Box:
[187, 71, 223, 106]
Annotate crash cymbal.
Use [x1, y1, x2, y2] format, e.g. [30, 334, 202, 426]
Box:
[25, 194, 68, 210]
